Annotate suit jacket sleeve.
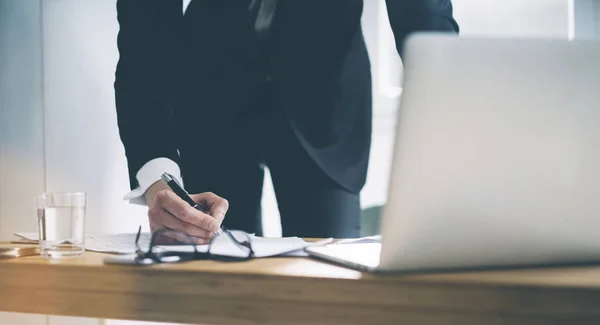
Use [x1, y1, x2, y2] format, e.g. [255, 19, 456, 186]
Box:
[114, 0, 183, 189]
[385, 0, 459, 57]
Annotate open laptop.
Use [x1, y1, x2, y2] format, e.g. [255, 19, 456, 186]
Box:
[306, 33, 600, 273]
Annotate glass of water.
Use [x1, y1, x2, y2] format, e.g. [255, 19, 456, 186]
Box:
[36, 192, 86, 258]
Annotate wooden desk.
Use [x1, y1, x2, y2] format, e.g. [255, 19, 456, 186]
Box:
[1, 245, 600, 325]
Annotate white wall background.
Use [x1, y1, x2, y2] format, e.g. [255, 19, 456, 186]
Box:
[0, 3, 47, 323]
[0, 0, 45, 242]
[41, 0, 148, 235]
[0, 0, 596, 324]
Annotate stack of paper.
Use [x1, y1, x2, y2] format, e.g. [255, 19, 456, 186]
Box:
[14, 232, 330, 257]
[160, 230, 330, 258]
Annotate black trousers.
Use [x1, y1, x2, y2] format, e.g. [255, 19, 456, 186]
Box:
[181, 82, 361, 238]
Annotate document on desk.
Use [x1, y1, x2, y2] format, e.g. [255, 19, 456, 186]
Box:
[14, 231, 329, 257]
[160, 231, 333, 258]
[208, 233, 309, 258]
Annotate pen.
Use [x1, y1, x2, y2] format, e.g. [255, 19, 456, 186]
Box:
[161, 172, 222, 236]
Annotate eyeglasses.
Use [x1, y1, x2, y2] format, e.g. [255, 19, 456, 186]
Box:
[133, 226, 255, 264]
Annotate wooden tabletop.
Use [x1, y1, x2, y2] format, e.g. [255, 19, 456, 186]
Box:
[1, 244, 600, 325]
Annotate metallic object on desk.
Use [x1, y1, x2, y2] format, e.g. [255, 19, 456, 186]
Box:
[0, 246, 40, 259]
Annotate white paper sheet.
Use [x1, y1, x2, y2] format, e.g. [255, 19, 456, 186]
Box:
[13, 231, 325, 257]
[149, 231, 321, 258]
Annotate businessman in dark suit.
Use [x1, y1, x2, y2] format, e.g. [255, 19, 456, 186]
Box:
[115, 0, 458, 243]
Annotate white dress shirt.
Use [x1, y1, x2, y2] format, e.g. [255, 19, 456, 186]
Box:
[123, 157, 183, 205]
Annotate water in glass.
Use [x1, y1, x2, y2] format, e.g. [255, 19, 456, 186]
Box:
[36, 193, 86, 258]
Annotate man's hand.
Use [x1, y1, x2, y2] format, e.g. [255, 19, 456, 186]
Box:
[145, 180, 229, 244]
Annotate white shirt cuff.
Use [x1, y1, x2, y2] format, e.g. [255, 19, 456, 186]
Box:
[123, 157, 183, 206]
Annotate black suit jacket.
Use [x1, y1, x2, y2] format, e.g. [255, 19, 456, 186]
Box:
[114, 0, 458, 193]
